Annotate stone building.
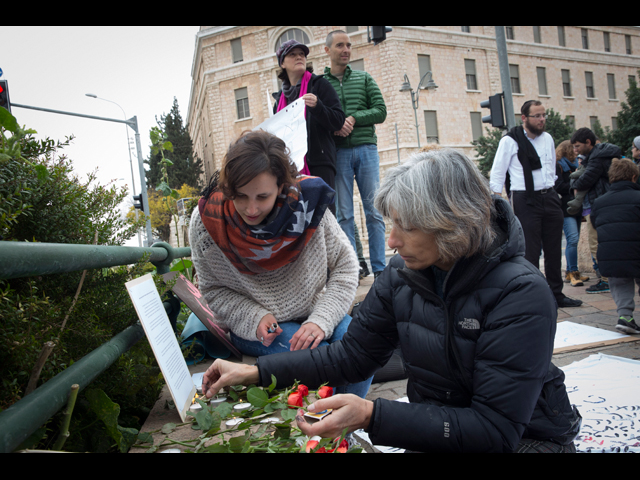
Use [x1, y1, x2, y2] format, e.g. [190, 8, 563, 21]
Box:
[186, 26, 640, 256]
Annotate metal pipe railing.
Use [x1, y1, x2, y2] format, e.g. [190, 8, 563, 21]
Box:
[0, 241, 191, 280]
[0, 240, 191, 452]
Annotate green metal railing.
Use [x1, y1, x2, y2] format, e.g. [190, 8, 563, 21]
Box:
[0, 240, 191, 453]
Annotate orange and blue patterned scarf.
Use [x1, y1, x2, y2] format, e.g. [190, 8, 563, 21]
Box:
[198, 176, 335, 275]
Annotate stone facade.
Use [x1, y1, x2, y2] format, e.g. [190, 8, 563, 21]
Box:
[187, 26, 640, 257]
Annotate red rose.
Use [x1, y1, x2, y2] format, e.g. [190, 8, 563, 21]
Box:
[318, 386, 333, 399]
[333, 438, 349, 453]
[287, 391, 304, 408]
[296, 384, 309, 397]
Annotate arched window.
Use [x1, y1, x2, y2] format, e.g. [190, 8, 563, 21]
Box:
[275, 29, 310, 51]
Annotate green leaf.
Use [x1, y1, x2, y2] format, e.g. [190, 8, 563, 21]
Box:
[161, 422, 177, 434]
[268, 374, 277, 393]
[0, 107, 19, 133]
[162, 141, 173, 152]
[170, 259, 192, 272]
[247, 387, 268, 408]
[194, 409, 213, 431]
[85, 388, 139, 453]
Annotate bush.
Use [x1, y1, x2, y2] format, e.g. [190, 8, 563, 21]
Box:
[0, 111, 164, 451]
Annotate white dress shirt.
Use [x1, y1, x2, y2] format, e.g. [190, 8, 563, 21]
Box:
[490, 129, 557, 194]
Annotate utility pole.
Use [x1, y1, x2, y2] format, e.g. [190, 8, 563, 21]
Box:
[12, 102, 154, 246]
[495, 27, 516, 131]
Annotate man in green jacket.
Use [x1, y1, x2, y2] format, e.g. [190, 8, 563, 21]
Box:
[324, 30, 388, 277]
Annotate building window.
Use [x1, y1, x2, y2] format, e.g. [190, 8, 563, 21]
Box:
[562, 69, 572, 97]
[585, 72, 595, 98]
[465, 59, 478, 90]
[566, 116, 575, 130]
[235, 87, 250, 120]
[470, 112, 482, 141]
[424, 111, 439, 144]
[509, 64, 521, 94]
[231, 38, 243, 63]
[345, 26, 359, 34]
[461, 26, 470, 33]
[558, 26, 566, 47]
[275, 29, 310, 52]
[612, 117, 618, 130]
[581, 28, 589, 49]
[505, 26, 515, 40]
[603, 32, 611, 52]
[607, 74, 617, 100]
[589, 116, 599, 130]
[418, 54, 432, 86]
[533, 26, 542, 44]
[626, 35, 632, 55]
[537, 67, 548, 96]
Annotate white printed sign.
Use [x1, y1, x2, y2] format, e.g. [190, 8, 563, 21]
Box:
[125, 274, 196, 422]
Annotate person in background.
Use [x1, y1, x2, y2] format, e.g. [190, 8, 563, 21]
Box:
[273, 39, 344, 214]
[490, 100, 581, 308]
[323, 30, 388, 278]
[591, 158, 640, 334]
[571, 127, 622, 294]
[555, 140, 589, 287]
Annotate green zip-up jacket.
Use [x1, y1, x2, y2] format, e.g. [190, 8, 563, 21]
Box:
[323, 65, 387, 149]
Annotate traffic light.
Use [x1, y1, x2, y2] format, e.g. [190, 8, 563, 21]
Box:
[133, 194, 144, 211]
[369, 26, 392, 45]
[481, 93, 505, 129]
[0, 79, 10, 114]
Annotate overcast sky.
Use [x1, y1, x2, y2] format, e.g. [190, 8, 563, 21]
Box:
[1, 26, 200, 243]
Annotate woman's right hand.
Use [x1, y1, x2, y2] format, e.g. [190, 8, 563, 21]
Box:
[202, 359, 259, 398]
[256, 314, 283, 347]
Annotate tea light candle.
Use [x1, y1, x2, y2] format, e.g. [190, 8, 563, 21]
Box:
[210, 396, 227, 405]
[259, 417, 279, 424]
[233, 402, 251, 411]
[226, 417, 242, 427]
[189, 402, 203, 412]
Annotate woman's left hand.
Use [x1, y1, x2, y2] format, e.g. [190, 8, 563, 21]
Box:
[289, 322, 324, 351]
[295, 394, 374, 439]
[302, 93, 317, 108]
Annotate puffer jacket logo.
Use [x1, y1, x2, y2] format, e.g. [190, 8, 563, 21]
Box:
[459, 318, 480, 330]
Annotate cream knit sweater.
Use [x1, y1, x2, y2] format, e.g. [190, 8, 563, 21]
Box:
[189, 207, 359, 342]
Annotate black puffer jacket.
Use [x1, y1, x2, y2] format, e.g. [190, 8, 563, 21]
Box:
[591, 181, 640, 278]
[572, 142, 622, 206]
[257, 198, 577, 452]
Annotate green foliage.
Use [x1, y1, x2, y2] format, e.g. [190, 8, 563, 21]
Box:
[133, 377, 361, 454]
[0, 110, 163, 452]
[472, 126, 504, 178]
[605, 73, 640, 157]
[544, 108, 575, 147]
[145, 98, 203, 190]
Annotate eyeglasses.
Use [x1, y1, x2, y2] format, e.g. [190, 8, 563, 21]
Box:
[526, 114, 547, 119]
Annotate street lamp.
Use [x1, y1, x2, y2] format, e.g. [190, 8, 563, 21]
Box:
[86, 93, 142, 247]
[399, 72, 438, 148]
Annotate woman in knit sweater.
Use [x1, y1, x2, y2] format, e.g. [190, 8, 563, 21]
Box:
[189, 130, 371, 397]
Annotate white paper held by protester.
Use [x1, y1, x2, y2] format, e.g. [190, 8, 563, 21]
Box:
[254, 97, 307, 171]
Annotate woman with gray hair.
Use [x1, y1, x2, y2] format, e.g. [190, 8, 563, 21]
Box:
[201, 149, 580, 453]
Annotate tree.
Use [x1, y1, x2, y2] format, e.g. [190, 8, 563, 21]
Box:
[545, 108, 575, 147]
[607, 73, 640, 157]
[145, 98, 203, 190]
[472, 127, 504, 179]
